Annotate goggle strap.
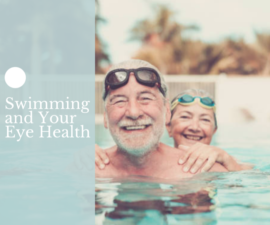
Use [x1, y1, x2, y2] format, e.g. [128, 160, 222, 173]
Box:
[171, 97, 216, 112]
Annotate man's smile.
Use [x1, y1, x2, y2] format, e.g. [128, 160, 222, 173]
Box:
[118, 118, 153, 132]
[123, 125, 150, 130]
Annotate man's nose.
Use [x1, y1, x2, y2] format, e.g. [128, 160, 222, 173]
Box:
[125, 99, 143, 120]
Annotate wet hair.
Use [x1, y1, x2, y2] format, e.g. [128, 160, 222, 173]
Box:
[170, 89, 217, 128]
[102, 59, 168, 101]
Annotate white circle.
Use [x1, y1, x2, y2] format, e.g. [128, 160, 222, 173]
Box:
[5, 67, 26, 88]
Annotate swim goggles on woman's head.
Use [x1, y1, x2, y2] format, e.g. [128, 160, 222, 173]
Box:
[171, 94, 216, 111]
[104, 67, 165, 99]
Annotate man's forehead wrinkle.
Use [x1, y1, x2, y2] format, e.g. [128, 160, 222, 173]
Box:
[138, 90, 156, 96]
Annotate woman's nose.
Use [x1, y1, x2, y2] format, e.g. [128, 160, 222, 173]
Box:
[188, 118, 200, 132]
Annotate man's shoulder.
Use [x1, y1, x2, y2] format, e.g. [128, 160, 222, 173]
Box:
[209, 162, 228, 172]
[103, 145, 118, 157]
[158, 142, 185, 156]
[95, 163, 120, 178]
[95, 146, 127, 178]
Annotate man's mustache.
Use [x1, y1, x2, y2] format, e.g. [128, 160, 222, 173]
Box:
[118, 118, 153, 127]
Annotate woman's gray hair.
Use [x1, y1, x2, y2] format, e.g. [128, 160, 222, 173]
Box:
[171, 89, 217, 128]
[102, 59, 168, 100]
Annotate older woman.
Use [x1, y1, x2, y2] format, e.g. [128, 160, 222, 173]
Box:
[166, 89, 240, 173]
[94, 88, 250, 173]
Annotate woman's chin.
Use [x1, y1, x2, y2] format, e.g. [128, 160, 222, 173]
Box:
[181, 139, 200, 147]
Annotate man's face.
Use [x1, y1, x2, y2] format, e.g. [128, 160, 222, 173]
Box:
[167, 102, 216, 147]
[104, 73, 170, 156]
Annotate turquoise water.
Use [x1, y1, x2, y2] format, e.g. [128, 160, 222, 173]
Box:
[0, 137, 95, 224]
[95, 123, 270, 224]
[1, 123, 269, 224]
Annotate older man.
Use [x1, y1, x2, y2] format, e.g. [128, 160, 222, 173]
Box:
[96, 59, 227, 179]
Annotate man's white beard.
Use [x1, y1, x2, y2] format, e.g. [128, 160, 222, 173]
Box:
[108, 117, 165, 157]
[115, 129, 163, 157]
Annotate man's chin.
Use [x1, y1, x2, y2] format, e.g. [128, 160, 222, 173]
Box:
[123, 148, 150, 157]
[117, 139, 158, 157]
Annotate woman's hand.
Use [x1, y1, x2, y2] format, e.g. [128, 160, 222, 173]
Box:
[178, 143, 243, 173]
[95, 144, 110, 169]
[94, 143, 251, 172]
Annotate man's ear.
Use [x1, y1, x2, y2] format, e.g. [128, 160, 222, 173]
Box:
[166, 123, 173, 137]
[165, 99, 171, 125]
[103, 112, 108, 129]
[165, 99, 172, 137]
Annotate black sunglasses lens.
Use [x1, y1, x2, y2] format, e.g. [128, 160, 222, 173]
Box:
[201, 97, 214, 106]
[137, 70, 158, 81]
[107, 71, 127, 84]
[180, 95, 194, 103]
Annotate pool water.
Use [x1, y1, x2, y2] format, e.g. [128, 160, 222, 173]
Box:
[1, 123, 269, 224]
[95, 123, 270, 224]
[0, 136, 95, 225]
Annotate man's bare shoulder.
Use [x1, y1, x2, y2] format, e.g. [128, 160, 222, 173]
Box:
[95, 162, 121, 178]
[209, 162, 228, 172]
[154, 143, 195, 179]
[95, 146, 127, 178]
[157, 142, 227, 178]
[158, 142, 187, 159]
[103, 145, 118, 155]
[158, 142, 183, 153]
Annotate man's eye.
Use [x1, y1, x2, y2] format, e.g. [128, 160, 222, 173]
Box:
[142, 97, 152, 101]
[115, 100, 125, 103]
[139, 97, 153, 103]
[111, 99, 127, 105]
[180, 116, 189, 119]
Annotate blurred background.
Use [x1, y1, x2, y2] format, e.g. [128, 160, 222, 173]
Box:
[95, 0, 270, 125]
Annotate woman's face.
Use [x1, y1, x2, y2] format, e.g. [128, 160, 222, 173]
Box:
[166, 101, 217, 147]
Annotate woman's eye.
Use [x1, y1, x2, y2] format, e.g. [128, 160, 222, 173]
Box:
[202, 119, 210, 122]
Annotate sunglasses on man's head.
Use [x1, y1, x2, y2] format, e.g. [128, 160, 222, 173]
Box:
[104, 68, 165, 100]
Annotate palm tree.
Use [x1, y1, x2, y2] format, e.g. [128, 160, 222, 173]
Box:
[129, 3, 269, 76]
[130, 4, 199, 74]
[95, 0, 110, 73]
[255, 32, 270, 75]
